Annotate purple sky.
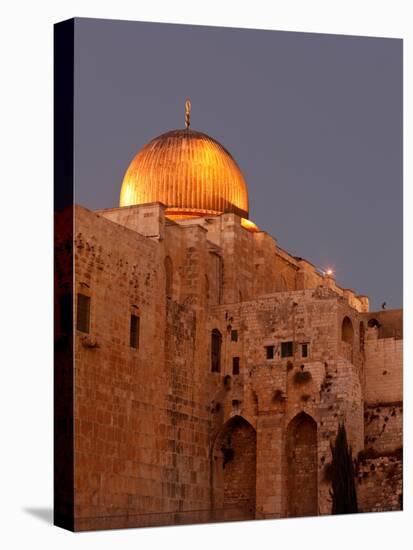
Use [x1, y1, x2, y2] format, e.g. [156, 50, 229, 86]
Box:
[73, 18, 402, 310]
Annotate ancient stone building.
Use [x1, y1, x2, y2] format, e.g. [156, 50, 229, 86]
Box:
[55, 104, 403, 530]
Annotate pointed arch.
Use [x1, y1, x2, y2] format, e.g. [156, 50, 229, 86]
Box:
[341, 315, 354, 362]
[342, 316, 354, 344]
[286, 412, 318, 517]
[212, 415, 256, 520]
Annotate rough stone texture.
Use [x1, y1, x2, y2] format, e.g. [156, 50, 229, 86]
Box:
[364, 403, 403, 455]
[357, 454, 403, 513]
[287, 413, 318, 517]
[364, 335, 403, 404]
[212, 416, 257, 519]
[59, 202, 403, 530]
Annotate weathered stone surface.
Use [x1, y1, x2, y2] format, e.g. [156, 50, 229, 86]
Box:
[58, 202, 403, 530]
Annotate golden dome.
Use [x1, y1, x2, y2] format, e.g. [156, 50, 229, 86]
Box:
[119, 127, 249, 219]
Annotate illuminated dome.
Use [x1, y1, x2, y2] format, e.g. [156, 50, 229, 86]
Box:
[119, 101, 249, 220]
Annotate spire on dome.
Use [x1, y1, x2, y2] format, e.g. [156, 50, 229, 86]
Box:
[185, 99, 191, 129]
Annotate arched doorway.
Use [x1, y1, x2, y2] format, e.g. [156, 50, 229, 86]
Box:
[212, 416, 256, 520]
[341, 316, 354, 362]
[287, 412, 318, 517]
[342, 316, 354, 343]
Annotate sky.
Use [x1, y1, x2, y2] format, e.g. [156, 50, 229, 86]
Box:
[74, 18, 402, 310]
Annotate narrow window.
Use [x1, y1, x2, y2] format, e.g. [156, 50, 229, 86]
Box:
[76, 293, 90, 333]
[164, 256, 173, 299]
[232, 357, 240, 375]
[301, 343, 308, 358]
[281, 341, 293, 358]
[130, 314, 140, 349]
[266, 345, 275, 359]
[211, 329, 222, 372]
[231, 329, 238, 342]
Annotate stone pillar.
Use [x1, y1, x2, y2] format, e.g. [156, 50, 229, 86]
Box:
[255, 414, 284, 519]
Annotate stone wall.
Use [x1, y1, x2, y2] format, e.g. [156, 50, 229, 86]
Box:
[169, 209, 368, 311]
[357, 453, 403, 512]
[209, 291, 364, 518]
[212, 416, 257, 519]
[361, 309, 403, 339]
[287, 413, 318, 517]
[68, 202, 402, 529]
[73, 206, 220, 530]
[364, 337, 403, 404]
[364, 402, 403, 455]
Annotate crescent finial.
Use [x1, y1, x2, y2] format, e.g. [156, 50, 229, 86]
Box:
[185, 99, 191, 129]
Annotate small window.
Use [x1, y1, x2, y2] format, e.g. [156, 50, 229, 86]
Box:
[232, 357, 240, 375]
[231, 329, 238, 342]
[301, 343, 308, 358]
[76, 293, 90, 333]
[130, 314, 140, 349]
[281, 341, 293, 358]
[265, 345, 275, 359]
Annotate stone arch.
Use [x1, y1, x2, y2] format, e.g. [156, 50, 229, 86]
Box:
[341, 316, 354, 362]
[341, 316, 354, 344]
[212, 416, 257, 520]
[286, 412, 318, 518]
[164, 256, 173, 299]
[211, 329, 222, 373]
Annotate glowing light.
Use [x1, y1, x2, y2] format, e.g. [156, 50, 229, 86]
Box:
[120, 127, 249, 219]
[241, 218, 260, 232]
[325, 268, 334, 277]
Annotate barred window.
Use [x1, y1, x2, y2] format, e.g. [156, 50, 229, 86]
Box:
[301, 343, 309, 358]
[76, 293, 90, 333]
[130, 314, 140, 349]
[231, 329, 238, 342]
[281, 341, 293, 358]
[232, 357, 240, 375]
[265, 345, 275, 359]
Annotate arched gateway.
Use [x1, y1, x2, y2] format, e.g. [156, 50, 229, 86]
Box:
[286, 412, 318, 517]
[212, 416, 256, 520]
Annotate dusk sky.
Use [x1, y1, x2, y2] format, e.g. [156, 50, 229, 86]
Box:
[74, 18, 402, 310]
